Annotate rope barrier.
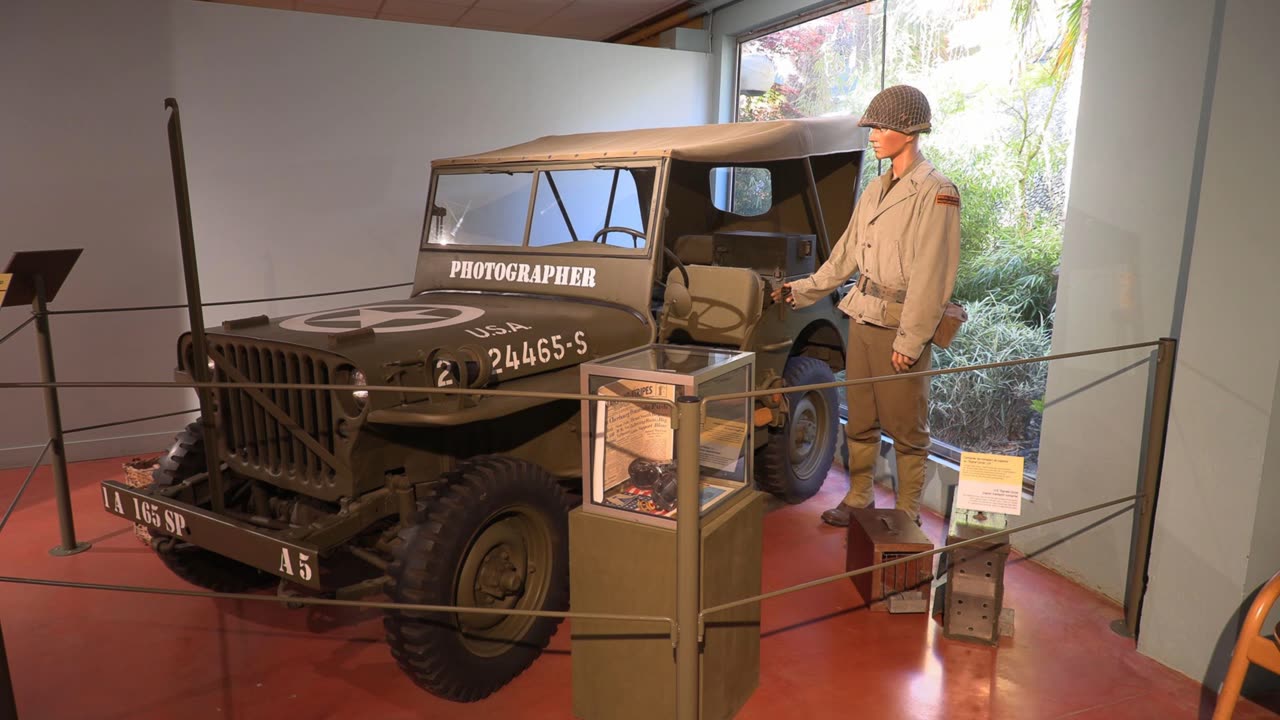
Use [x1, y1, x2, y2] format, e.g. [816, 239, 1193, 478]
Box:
[43, 282, 412, 316]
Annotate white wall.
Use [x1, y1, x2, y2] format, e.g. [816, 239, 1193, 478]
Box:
[0, 0, 185, 467]
[1006, 0, 1218, 601]
[1140, 0, 1280, 691]
[0, 0, 711, 466]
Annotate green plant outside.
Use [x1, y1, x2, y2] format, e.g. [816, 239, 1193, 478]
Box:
[739, 0, 1086, 474]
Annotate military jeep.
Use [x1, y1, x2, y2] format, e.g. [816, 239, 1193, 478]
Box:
[100, 116, 866, 701]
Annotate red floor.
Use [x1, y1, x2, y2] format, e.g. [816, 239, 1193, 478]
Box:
[1, 455, 1277, 720]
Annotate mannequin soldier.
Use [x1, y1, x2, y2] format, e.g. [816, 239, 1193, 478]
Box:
[773, 85, 961, 526]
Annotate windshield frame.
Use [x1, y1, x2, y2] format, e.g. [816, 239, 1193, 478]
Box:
[419, 159, 663, 259]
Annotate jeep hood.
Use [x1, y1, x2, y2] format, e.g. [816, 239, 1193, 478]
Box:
[199, 292, 652, 387]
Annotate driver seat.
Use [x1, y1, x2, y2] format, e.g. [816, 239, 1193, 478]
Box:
[659, 265, 764, 348]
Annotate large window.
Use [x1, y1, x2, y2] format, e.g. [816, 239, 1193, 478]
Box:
[530, 168, 652, 249]
[426, 172, 530, 247]
[425, 165, 655, 252]
[738, 0, 1088, 483]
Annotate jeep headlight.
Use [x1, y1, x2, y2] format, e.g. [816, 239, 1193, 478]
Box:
[351, 369, 369, 406]
[334, 365, 370, 417]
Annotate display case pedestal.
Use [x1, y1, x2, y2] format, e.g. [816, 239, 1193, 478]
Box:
[569, 489, 763, 720]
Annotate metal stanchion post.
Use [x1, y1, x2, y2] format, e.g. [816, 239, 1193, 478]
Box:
[33, 275, 89, 557]
[0, 618, 16, 720]
[0, 625, 14, 720]
[674, 396, 701, 720]
[1118, 337, 1177, 639]
[165, 98, 227, 513]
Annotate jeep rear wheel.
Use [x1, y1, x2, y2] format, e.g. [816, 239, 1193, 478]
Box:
[149, 422, 274, 593]
[756, 356, 839, 503]
[383, 456, 571, 702]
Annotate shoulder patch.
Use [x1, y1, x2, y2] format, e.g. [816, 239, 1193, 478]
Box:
[936, 193, 960, 208]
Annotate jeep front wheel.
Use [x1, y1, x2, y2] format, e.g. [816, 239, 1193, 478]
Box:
[149, 422, 274, 592]
[383, 456, 571, 702]
[756, 356, 839, 503]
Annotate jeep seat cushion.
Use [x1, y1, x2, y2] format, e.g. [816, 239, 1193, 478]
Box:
[673, 235, 714, 265]
[663, 266, 763, 348]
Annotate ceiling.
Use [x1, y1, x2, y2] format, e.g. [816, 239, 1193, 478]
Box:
[203, 0, 693, 42]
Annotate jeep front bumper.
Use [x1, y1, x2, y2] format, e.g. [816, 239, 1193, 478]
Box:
[100, 480, 323, 590]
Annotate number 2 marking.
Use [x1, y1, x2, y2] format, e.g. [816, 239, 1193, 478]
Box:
[436, 359, 455, 387]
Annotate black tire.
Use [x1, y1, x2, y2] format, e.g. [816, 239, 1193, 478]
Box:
[383, 456, 571, 702]
[149, 422, 274, 593]
[756, 356, 840, 503]
[152, 422, 207, 486]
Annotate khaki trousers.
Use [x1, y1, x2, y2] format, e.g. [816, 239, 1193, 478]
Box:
[841, 320, 932, 514]
[844, 320, 932, 450]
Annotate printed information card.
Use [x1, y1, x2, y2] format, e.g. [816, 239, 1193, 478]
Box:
[699, 415, 748, 473]
[956, 451, 1024, 515]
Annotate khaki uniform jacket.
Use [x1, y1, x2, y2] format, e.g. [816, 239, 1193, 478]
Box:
[790, 156, 961, 360]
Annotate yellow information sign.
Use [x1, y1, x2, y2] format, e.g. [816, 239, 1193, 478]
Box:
[0, 274, 10, 307]
[956, 451, 1024, 515]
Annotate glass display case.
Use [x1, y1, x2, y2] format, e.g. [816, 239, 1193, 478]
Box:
[580, 345, 754, 527]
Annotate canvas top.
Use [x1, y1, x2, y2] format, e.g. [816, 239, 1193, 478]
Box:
[433, 116, 865, 167]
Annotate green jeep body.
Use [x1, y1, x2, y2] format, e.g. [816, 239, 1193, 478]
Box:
[101, 116, 867, 701]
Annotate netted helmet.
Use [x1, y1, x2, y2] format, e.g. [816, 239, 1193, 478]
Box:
[858, 85, 932, 134]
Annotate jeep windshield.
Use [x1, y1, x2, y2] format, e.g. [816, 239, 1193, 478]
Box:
[422, 162, 658, 254]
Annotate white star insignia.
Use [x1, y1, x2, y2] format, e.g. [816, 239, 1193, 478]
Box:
[278, 303, 486, 334]
[355, 307, 451, 329]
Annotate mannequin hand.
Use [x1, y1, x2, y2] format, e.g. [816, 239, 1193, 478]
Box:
[771, 282, 797, 307]
[891, 351, 916, 373]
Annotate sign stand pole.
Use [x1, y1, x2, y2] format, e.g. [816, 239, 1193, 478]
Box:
[2, 249, 88, 557]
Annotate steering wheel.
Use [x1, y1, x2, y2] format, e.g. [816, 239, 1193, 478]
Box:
[588, 225, 689, 290]
[660, 247, 690, 290]
[591, 226, 645, 247]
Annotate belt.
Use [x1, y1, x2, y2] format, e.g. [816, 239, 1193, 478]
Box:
[856, 274, 907, 304]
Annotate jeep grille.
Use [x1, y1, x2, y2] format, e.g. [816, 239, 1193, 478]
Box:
[188, 338, 343, 489]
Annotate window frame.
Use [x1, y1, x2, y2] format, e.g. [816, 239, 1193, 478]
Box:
[708, 165, 774, 217]
[420, 159, 661, 259]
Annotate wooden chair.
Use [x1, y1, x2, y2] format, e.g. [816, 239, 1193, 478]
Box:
[1213, 569, 1280, 719]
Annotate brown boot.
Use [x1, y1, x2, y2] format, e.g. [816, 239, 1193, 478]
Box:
[821, 441, 879, 527]
[893, 452, 929, 525]
[821, 503, 859, 527]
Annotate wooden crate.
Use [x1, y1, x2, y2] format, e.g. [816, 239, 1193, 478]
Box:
[846, 508, 934, 613]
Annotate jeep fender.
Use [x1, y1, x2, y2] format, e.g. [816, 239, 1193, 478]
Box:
[793, 319, 846, 374]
